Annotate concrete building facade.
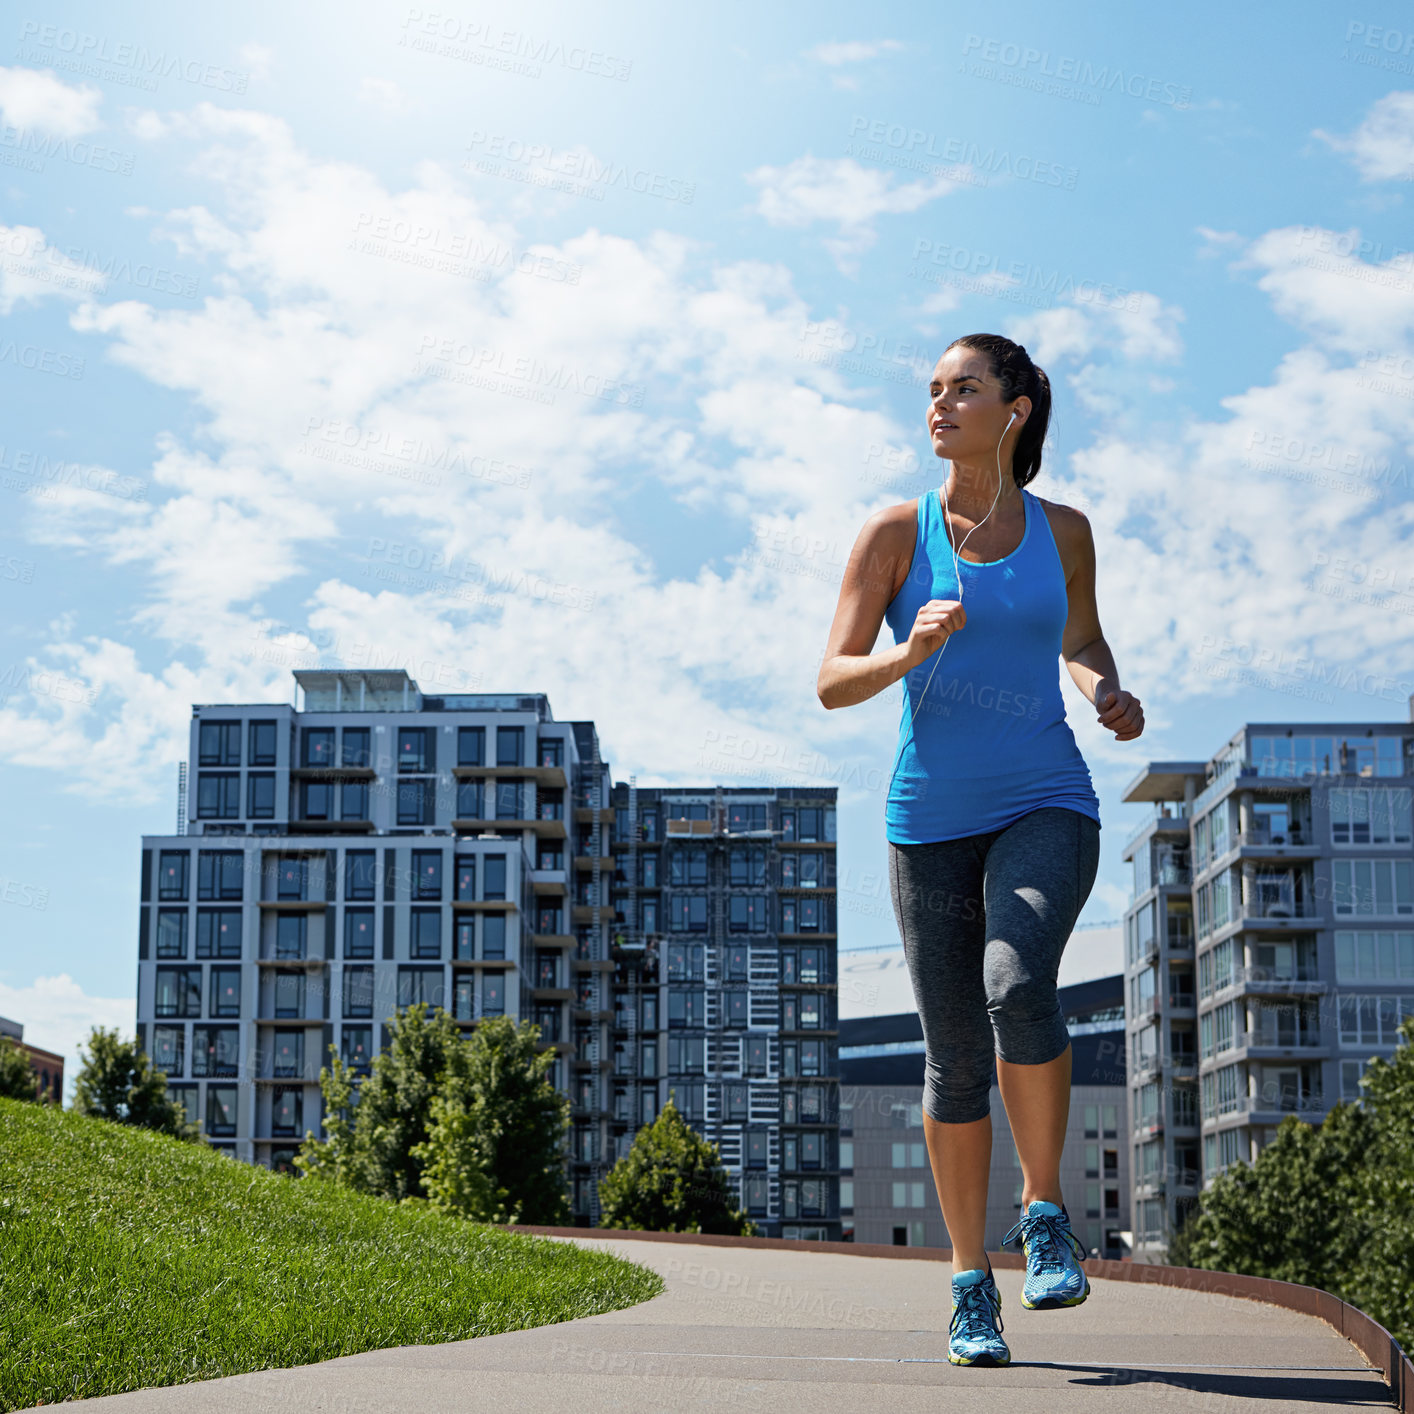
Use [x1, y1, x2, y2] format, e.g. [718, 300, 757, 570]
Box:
[839, 974, 1130, 1259]
[1121, 712, 1414, 1261]
[134, 669, 838, 1235]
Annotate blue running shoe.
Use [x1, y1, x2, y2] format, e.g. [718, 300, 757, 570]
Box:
[1002, 1199, 1089, 1310]
[948, 1264, 1010, 1366]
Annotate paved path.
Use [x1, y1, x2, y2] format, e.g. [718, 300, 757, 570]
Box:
[54, 1236, 1394, 1412]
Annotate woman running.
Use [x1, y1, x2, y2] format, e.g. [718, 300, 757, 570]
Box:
[817, 333, 1144, 1367]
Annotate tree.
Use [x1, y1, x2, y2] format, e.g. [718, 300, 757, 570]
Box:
[71, 1027, 199, 1140]
[296, 1002, 463, 1200]
[1169, 1015, 1413, 1354]
[1337, 1016, 1414, 1354]
[413, 1014, 571, 1225]
[598, 1095, 759, 1236]
[0, 1035, 38, 1103]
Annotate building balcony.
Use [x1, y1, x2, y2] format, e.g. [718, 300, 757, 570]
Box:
[1236, 1092, 1327, 1124]
[573, 853, 614, 871]
[1132, 1115, 1163, 1140]
[286, 816, 377, 834]
[530, 986, 574, 1002]
[290, 764, 378, 780]
[1230, 966, 1328, 996]
[451, 763, 568, 788]
[1234, 828, 1320, 856]
[1234, 1029, 1329, 1058]
[1168, 995, 1197, 1018]
[1134, 1177, 1165, 1200]
[1131, 993, 1161, 1023]
[532, 930, 577, 949]
[1232, 899, 1323, 928]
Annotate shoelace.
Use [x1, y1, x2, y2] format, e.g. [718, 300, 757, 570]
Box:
[1002, 1211, 1087, 1274]
[951, 1278, 1004, 1341]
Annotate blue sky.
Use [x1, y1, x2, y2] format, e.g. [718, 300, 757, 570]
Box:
[2, 0, 1413, 1093]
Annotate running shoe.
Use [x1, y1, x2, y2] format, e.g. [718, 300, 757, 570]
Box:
[1002, 1198, 1090, 1309]
[948, 1263, 1010, 1366]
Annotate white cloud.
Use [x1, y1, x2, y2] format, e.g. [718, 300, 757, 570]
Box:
[0, 974, 133, 1104]
[1195, 225, 1245, 259]
[1313, 90, 1414, 182]
[358, 77, 414, 114]
[238, 42, 274, 86]
[0, 224, 108, 313]
[0, 65, 102, 136]
[745, 153, 963, 272]
[805, 40, 904, 66]
[7, 98, 1414, 853]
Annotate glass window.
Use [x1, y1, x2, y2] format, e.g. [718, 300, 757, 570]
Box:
[271, 1087, 303, 1137]
[157, 851, 190, 901]
[484, 855, 507, 900]
[248, 719, 277, 766]
[154, 967, 201, 1018]
[151, 1025, 184, 1077]
[199, 720, 241, 766]
[192, 1026, 239, 1077]
[196, 908, 242, 959]
[343, 966, 374, 1019]
[206, 1086, 238, 1137]
[156, 909, 188, 959]
[344, 907, 375, 958]
[209, 967, 241, 1017]
[410, 907, 441, 960]
[458, 725, 485, 766]
[482, 912, 506, 959]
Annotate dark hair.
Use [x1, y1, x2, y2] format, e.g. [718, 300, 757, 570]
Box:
[942, 333, 1052, 489]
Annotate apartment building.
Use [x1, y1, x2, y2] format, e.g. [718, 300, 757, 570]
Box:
[135, 670, 616, 1189]
[1121, 711, 1414, 1262]
[0, 1015, 64, 1104]
[838, 974, 1130, 1258]
[135, 668, 839, 1234]
[606, 784, 840, 1240]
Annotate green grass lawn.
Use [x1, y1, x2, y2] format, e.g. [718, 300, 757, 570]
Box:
[0, 1098, 663, 1411]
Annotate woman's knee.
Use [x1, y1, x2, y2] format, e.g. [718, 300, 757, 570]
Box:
[984, 968, 1067, 1060]
[922, 1052, 995, 1124]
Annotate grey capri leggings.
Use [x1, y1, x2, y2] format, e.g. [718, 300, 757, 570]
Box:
[887, 806, 1101, 1125]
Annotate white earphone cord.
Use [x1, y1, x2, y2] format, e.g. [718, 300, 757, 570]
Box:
[907, 410, 1018, 726]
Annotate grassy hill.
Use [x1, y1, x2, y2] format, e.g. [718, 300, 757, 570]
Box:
[0, 1098, 663, 1410]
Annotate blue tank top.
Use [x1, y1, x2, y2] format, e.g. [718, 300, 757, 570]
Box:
[883, 485, 1101, 844]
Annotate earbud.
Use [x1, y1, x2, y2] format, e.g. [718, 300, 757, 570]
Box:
[905, 407, 1018, 730]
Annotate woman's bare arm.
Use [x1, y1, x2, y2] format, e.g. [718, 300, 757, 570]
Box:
[817, 506, 959, 710]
